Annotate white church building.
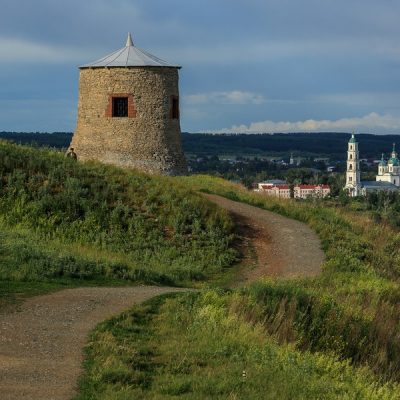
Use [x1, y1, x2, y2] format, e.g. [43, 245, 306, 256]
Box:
[376, 144, 400, 186]
[345, 134, 400, 196]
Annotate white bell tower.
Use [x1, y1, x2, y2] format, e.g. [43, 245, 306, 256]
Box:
[345, 134, 361, 196]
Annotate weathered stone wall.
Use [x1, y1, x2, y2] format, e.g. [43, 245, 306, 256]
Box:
[70, 67, 187, 175]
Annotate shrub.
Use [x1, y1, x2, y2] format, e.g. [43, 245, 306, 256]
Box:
[0, 142, 237, 285]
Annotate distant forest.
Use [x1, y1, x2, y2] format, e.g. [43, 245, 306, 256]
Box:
[1, 131, 400, 160]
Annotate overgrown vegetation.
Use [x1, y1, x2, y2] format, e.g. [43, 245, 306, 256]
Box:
[351, 190, 400, 228]
[76, 174, 400, 398]
[0, 141, 236, 294]
[4, 141, 400, 397]
[177, 176, 400, 378]
[76, 292, 399, 399]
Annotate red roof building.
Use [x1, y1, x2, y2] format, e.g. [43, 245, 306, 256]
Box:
[256, 183, 330, 199]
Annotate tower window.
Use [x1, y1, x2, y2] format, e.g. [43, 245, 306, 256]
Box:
[350, 154, 352, 159]
[170, 96, 179, 119]
[349, 164, 352, 170]
[349, 177, 352, 182]
[105, 94, 136, 118]
[112, 97, 128, 117]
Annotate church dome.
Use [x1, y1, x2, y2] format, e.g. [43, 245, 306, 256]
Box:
[348, 134, 356, 143]
[388, 143, 399, 165]
[379, 154, 387, 166]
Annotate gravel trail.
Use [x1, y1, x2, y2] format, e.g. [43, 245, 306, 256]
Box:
[0, 286, 186, 400]
[0, 194, 324, 399]
[204, 194, 324, 282]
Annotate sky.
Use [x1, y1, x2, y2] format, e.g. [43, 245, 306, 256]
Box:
[1, 0, 400, 134]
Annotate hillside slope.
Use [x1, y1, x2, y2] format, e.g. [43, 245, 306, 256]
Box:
[75, 176, 400, 398]
[2, 143, 400, 398]
[0, 141, 235, 289]
[0, 180, 327, 400]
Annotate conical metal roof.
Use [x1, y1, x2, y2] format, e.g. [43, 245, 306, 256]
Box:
[80, 33, 181, 69]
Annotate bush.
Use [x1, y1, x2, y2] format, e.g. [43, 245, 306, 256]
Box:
[0, 142, 237, 285]
[76, 292, 400, 399]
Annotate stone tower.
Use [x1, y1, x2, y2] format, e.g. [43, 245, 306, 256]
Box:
[345, 134, 361, 196]
[70, 33, 187, 175]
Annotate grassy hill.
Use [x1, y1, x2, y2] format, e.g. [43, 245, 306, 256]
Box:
[2, 141, 400, 398]
[76, 176, 400, 399]
[0, 141, 236, 307]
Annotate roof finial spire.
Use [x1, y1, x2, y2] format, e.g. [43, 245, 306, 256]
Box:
[126, 32, 134, 47]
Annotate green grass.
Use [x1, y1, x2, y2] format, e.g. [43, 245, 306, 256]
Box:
[175, 176, 400, 379]
[0, 281, 66, 311]
[4, 143, 400, 397]
[75, 292, 399, 400]
[0, 225, 177, 285]
[74, 174, 400, 398]
[0, 142, 237, 308]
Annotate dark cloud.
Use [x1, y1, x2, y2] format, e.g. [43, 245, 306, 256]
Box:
[1, 0, 400, 132]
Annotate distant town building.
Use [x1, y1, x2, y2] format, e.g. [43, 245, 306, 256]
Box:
[256, 184, 291, 198]
[345, 134, 361, 196]
[313, 157, 330, 164]
[289, 153, 294, 165]
[376, 144, 400, 186]
[257, 180, 287, 189]
[359, 181, 400, 194]
[255, 183, 330, 199]
[294, 184, 331, 199]
[344, 134, 399, 196]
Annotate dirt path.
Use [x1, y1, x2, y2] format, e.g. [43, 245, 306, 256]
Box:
[0, 286, 186, 400]
[204, 194, 324, 283]
[0, 194, 325, 400]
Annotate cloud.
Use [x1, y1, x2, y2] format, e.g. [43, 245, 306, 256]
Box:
[314, 92, 400, 109]
[2, 1, 400, 132]
[163, 35, 400, 66]
[209, 113, 400, 134]
[184, 91, 265, 105]
[0, 37, 87, 63]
